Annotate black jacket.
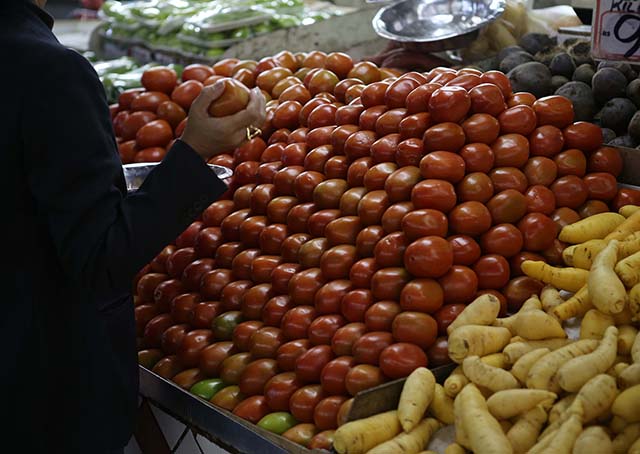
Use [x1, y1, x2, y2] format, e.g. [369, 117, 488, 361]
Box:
[2, 3, 226, 452]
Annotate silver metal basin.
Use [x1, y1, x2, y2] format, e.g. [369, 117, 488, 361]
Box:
[373, 0, 505, 50]
[123, 162, 233, 192]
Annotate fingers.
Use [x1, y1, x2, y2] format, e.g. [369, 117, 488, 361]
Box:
[226, 88, 267, 128]
[189, 81, 225, 115]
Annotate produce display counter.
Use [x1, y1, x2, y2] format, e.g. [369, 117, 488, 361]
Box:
[138, 366, 326, 454]
[90, 4, 383, 66]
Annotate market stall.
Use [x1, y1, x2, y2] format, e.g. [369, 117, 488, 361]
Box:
[68, 0, 640, 451]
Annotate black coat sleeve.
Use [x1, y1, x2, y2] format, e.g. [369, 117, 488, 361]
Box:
[22, 48, 226, 296]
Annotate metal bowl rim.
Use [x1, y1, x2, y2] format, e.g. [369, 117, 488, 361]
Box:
[372, 0, 507, 43]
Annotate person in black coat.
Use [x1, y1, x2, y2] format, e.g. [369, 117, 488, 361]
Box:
[1, 1, 265, 452]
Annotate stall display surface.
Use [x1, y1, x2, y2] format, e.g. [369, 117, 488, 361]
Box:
[109, 36, 640, 452]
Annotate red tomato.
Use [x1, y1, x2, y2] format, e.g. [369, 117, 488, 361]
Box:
[396, 138, 425, 167]
[551, 207, 581, 231]
[170, 293, 200, 324]
[532, 95, 574, 128]
[490, 167, 528, 193]
[554, 148, 587, 177]
[459, 143, 495, 173]
[480, 224, 524, 257]
[404, 237, 453, 278]
[529, 125, 565, 157]
[171, 80, 203, 110]
[423, 122, 466, 152]
[523, 157, 558, 186]
[374, 232, 409, 268]
[578, 200, 610, 218]
[136, 119, 173, 149]
[487, 189, 528, 224]
[233, 395, 270, 424]
[480, 71, 512, 98]
[232, 320, 264, 352]
[357, 190, 390, 226]
[420, 151, 466, 183]
[238, 359, 278, 396]
[433, 303, 466, 335]
[199, 341, 237, 377]
[469, 83, 506, 116]
[428, 86, 471, 123]
[406, 83, 442, 114]
[507, 92, 536, 107]
[518, 213, 558, 251]
[448, 201, 492, 236]
[551, 175, 589, 209]
[264, 372, 302, 411]
[411, 179, 457, 212]
[457, 172, 494, 203]
[290, 385, 326, 423]
[563, 122, 603, 152]
[345, 365, 386, 396]
[249, 326, 285, 359]
[178, 329, 214, 368]
[182, 64, 214, 82]
[427, 337, 452, 367]
[295, 345, 334, 384]
[309, 430, 335, 450]
[438, 265, 479, 305]
[281, 306, 316, 340]
[399, 112, 431, 140]
[315, 280, 354, 315]
[473, 255, 510, 289]
[349, 258, 378, 289]
[382, 202, 415, 234]
[308, 315, 346, 346]
[385, 78, 421, 108]
[399, 278, 444, 313]
[492, 133, 530, 168]
[392, 312, 438, 349]
[352, 332, 394, 365]
[503, 276, 545, 312]
[371, 267, 411, 301]
[277, 339, 311, 372]
[498, 105, 537, 136]
[583, 172, 618, 201]
[379, 343, 428, 379]
[588, 147, 623, 177]
[314, 396, 349, 430]
[612, 188, 640, 211]
[462, 113, 501, 144]
[448, 235, 482, 266]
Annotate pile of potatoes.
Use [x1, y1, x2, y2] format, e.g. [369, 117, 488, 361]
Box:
[331, 206, 640, 454]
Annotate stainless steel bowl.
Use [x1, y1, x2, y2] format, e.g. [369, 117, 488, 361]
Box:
[372, 0, 505, 51]
[123, 162, 233, 192]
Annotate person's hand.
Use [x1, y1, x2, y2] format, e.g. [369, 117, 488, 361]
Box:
[181, 82, 266, 160]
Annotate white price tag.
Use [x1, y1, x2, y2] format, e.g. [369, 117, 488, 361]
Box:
[592, 0, 640, 62]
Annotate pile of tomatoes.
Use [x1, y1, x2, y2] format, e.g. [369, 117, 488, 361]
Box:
[123, 50, 640, 449]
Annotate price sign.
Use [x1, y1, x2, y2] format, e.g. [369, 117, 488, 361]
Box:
[592, 0, 640, 62]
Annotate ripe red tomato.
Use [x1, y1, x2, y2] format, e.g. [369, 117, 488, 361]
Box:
[411, 179, 457, 213]
[338, 289, 372, 323]
[331, 322, 366, 357]
[503, 276, 545, 312]
[563, 122, 602, 152]
[448, 201, 492, 236]
[290, 385, 326, 423]
[551, 175, 589, 209]
[171, 80, 203, 110]
[379, 343, 428, 379]
[277, 339, 311, 372]
[480, 224, 524, 257]
[423, 122, 466, 153]
[480, 71, 512, 98]
[399, 112, 431, 140]
[364, 162, 398, 191]
[385, 78, 421, 108]
[487, 189, 527, 224]
[426, 337, 451, 367]
[239, 359, 278, 396]
[364, 301, 401, 332]
[428, 86, 471, 123]
[210, 385, 244, 411]
[498, 105, 537, 136]
[490, 167, 528, 193]
[578, 200, 610, 218]
[550, 207, 581, 231]
[199, 341, 237, 377]
[281, 305, 316, 340]
[507, 92, 536, 107]
[352, 332, 394, 365]
[469, 83, 506, 116]
[308, 315, 346, 346]
[420, 151, 466, 183]
[612, 188, 640, 211]
[295, 345, 334, 384]
[554, 149, 587, 177]
[370, 267, 411, 301]
[404, 236, 453, 278]
[392, 312, 438, 349]
[459, 143, 495, 173]
[433, 303, 466, 335]
[264, 372, 302, 412]
[457, 172, 494, 203]
[349, 258, 378, 289]
[462, 113, 500, 144]
[347, 157, 374, 187]
[358, 190, 390, 226]
[583, 173, 618, 201]
[448, 235, 482, 266]
[492, 133, 530, 168]
[314, 280, 352, 315]
[438, 265, 479, 305]
[170, 293, 200, 324]
[406, 83, 442, 113]
[517, 213, 557, 251]
[399, 278, 444, 313]
[136, 119, 173, 149]
[160, 324, 188, 355]
[249, 326, 285, 359]
[473, 255, 510, 289]
[523, 157, 558, 186]
[314, 396, 349, 430]
[345, 365, 386, 396]
[309, 430, 335, 450]
[233, 395, 271, 424]
[588, 147, 623, 177]
[232, 321, 264, 352]
[178, 329, 214, 368]
[532, 95, 574, 128]
[529, 125, 564, 157]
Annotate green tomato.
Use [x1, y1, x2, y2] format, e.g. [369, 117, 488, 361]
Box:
[212, 311, 243, 340]
[257, 412, 298, 435]
[190, 379, 227, 400]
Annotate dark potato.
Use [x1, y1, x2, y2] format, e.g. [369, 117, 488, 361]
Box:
[518, 33, 556, 55]
[555, 81, 596, 121]
[592, 68, 628, 104]
[549, 53, 576, 78]
[572, 64, 595, 85]
[597, 98, 637, 134]
[508, 62, 552, 98]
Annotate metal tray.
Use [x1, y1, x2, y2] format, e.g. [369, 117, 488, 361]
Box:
[372, 0, 505, 51]
[123, 162, 233, 192]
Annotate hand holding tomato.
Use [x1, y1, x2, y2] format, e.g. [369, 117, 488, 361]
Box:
[181, 82, 266, 159]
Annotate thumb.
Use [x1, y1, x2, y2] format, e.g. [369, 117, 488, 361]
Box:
[189, 80, 226, 114]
